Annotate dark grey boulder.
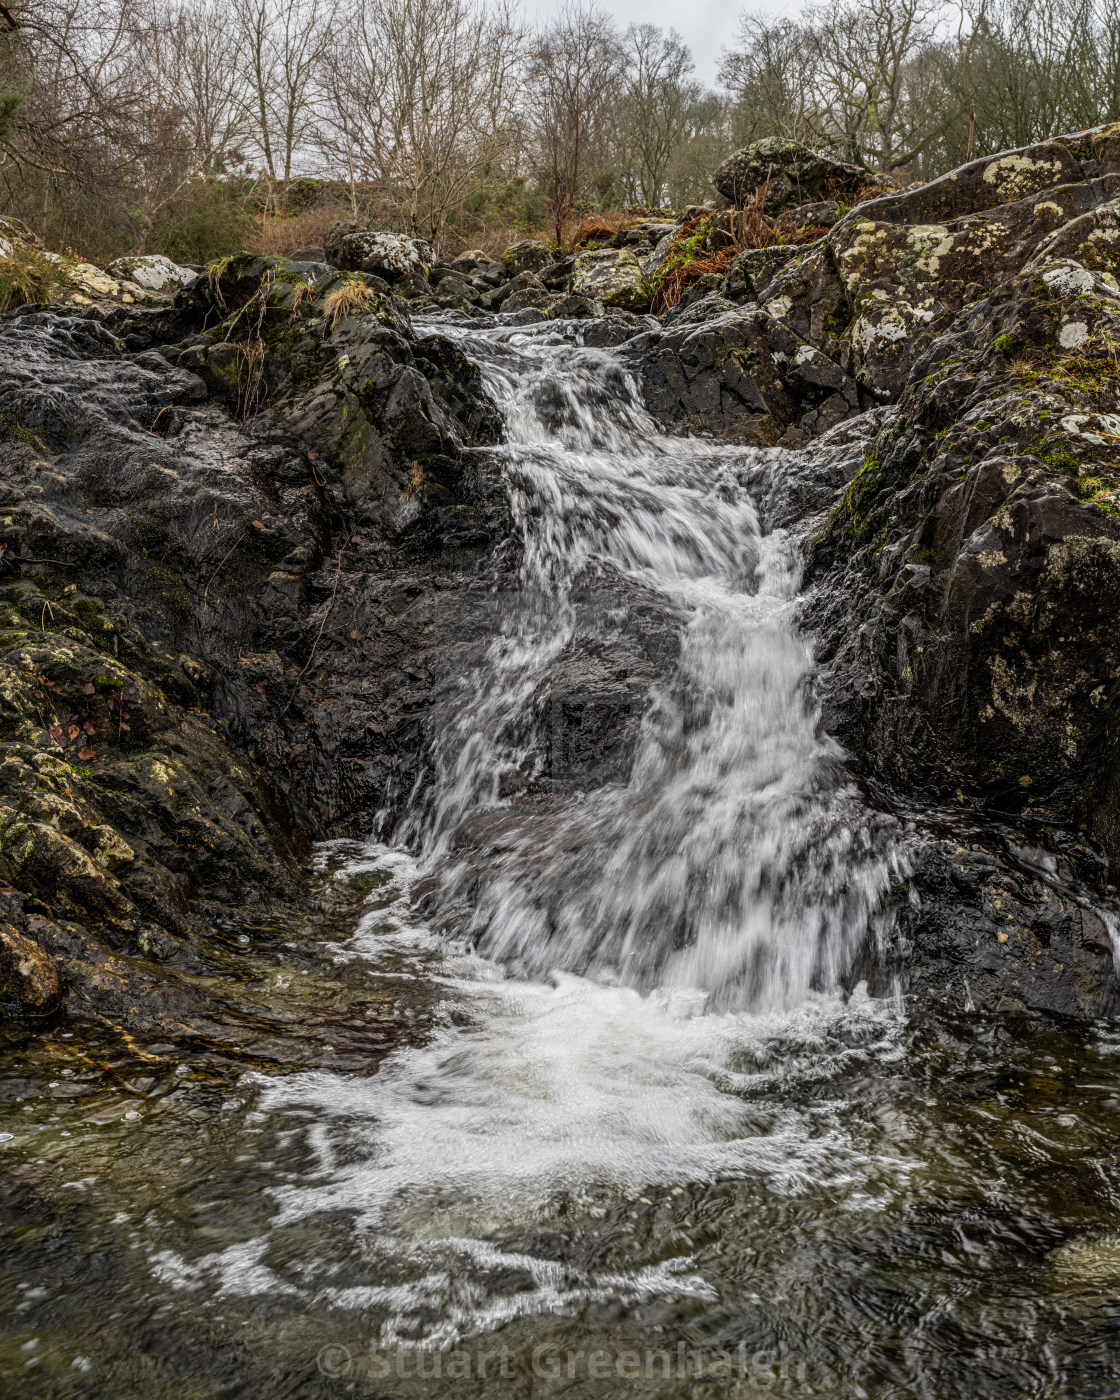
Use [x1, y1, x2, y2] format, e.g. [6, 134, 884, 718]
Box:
[712, 137, 893, 212]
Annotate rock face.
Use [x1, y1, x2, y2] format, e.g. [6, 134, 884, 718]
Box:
[0, 252, 506, 1030]
[807, 258, 1120, 852]
[712, 137, 894, 212]
[770, 125, 1120, 1012]
[632, 129, 1120, 442]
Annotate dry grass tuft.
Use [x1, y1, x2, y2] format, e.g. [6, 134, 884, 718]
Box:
[573, 211, 639, 247]
[0, 241, 72, 311]
[290, 279, 317, 314]
[321, 280, 379, 326]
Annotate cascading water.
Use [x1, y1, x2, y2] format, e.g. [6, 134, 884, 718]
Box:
[239, 320, 916, 1346]
[399, 320, 905, 1009]
[9, 316, 1120, 1400]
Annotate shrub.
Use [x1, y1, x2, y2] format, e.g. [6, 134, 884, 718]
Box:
[0, 238, 71, 310]
[150, 179, 259, 265]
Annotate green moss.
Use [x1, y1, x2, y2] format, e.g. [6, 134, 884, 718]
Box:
[822, 454, 884, 548]
[823, 302, 852, 339]
[718, 346, 761, 375]
[0, 410, 47, 453]
[993, 333, 1018, 355]
[145, 562, 191, 618]
[91, 674, 124, 689]
[71, 598, 113, 633]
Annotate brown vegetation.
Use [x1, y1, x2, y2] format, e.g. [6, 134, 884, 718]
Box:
[650, 190, 829, 314]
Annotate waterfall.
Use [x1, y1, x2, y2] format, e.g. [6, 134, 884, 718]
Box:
[401, 321, 903, 1012]
[245, 321, 912, 1349]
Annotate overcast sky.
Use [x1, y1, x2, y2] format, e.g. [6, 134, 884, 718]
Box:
[529, 0, 788, 85]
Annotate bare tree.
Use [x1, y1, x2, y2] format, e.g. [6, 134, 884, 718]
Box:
[618, 24, 700, 208]
[233, 0, 333, 190]
[145, 0, 250, 176]
[719, 15, 820, 148]
[805, 0, 946, 170]
[316, 0, 524, 243]
[525, 2, 623, 245]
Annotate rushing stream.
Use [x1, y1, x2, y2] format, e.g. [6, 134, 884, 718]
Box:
[4, 318, 1120, 1398]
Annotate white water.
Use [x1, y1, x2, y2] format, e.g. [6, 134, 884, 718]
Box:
[168, 321, 917, 1341]
[400, 322, 904, 1009]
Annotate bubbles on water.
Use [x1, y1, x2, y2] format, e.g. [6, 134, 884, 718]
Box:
[258, 967, 907, 1239]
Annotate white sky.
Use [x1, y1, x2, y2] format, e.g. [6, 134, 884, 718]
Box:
[529, 0, 790, 85]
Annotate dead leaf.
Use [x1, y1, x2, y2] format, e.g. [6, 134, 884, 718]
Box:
[251, 520, 265, 529]
[27, 916, 49, 931]
[350, 629, 360, 639]
[82, 682, 95, 695]
[48, 725, 63, 742]
[253, 681, 266, 695]
[67, 725, 80, 741]
[118, 723, 130, 733]
[82, 720, 96, 735]
[78, 749, 97, 761]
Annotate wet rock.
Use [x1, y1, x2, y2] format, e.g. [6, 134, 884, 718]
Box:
[633, 301, 859, 444]
[0, 921, 60, 1016]
[667, 276, 725, 317]
[539, 256, 577, 292]
[496, 274, 555, 313]
[0, 250, 511, 1030]
[482, 268, 546, 309]
[895, 826, 1119, 1018]
[429, 272, 481, 308]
